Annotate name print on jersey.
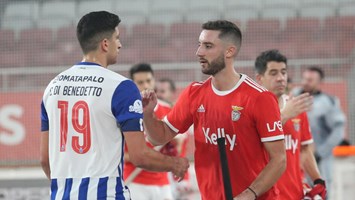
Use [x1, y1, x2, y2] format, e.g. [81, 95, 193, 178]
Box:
[56, 75, 104, 83]
[203, 127, 237, 151]
[49, 75, 105, 97]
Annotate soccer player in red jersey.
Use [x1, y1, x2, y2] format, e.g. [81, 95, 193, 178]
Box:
[124, 63, 177, 200]
[255, 49, 326, 200]
[142, 20, 287, 200]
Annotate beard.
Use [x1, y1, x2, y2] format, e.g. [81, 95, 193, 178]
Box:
[201, 54, 225, 75]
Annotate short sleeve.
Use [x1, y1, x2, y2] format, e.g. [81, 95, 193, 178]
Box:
[111, 80, 143, 132]
[41, 100, 49, 131]
[252, 92, 284, 142]
[300, 112, 313, 145]
[163, 85, 193, 133]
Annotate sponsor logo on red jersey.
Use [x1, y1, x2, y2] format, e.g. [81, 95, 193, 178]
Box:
[202, 127, 236, 151]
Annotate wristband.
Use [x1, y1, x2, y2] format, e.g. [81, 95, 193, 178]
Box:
[314, 178, 325, 186]
[247, 187, 258, 199]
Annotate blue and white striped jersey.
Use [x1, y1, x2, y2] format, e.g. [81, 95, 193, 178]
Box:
[41, 62, 143, 199]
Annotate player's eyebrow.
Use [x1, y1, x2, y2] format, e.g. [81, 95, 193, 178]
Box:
[269, 69, 279, 73]
[199, 41, 214, 46]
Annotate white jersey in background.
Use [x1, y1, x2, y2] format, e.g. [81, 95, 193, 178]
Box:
[41, 62, 143, 200]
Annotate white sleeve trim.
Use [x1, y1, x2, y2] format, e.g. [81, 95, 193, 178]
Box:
[162, 116, 179, 133]
[301, 139, 314, 145]
[261, 135, 285, 142]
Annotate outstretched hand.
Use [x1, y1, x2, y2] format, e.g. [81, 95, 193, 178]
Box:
[282, 93, 313, 123]
[141, 89, 158, 114]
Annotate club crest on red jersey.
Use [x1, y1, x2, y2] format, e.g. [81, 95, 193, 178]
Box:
[231, 106, 243, 121]
[292, 118, 301, 132]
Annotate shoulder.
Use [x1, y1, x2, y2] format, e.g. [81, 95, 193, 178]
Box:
[100, 68, 129, 83]
[241, 75, 268, 94]
[190, 78, 210, 90]
[317, 92, 338, 106]
[182, 78, 211, 96]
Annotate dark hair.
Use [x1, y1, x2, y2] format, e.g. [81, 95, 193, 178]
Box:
[254, 49, 287, 75]
[202, 20, 242, 51]
[77, 11, 120, 54]
[305, 66, 325, 80]
[130, 63, 154, 79]
[158, 78, 176, 92]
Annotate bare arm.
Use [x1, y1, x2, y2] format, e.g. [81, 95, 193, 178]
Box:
[142, 89, 178, 145]
[301, 144, 322, 181]
[234, 140, 286, 200]
[124, 131, 189, 180]
[281, 93, 313, 125]
[40, 131, 50, 180]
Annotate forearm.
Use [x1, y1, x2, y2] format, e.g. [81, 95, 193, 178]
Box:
[301, 145, 321, 181]
[280, 111, 290, 125]
[249, 154, 286, 196]
[136, 147, 175, 172]
[144, 112, 173, 145]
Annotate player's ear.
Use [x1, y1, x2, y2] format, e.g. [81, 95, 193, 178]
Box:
[255, 74, 263, 84]
[101, 38, 109, 52]
[225, 46, 236, 58]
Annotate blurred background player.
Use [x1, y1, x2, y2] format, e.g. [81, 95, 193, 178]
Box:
[293, 66, 346, 198]
[124, 63, 179, 200]
[156, 78, 177, 106]
[156, 77, 194, 199]
[255, 49, 326, 200]
[40, 11, 189, 199]
[142, 20, 286, 200]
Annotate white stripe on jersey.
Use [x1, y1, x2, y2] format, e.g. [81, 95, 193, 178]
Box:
[52, 177, 130, 200]
[301, 139, 314, 145]
[86, 178, 99, 200]
[245, 77, 267, 92]
[107, 177, 117, 198]
[244, 81, 266, 93]
[261, 135, 285, 142]
[163, 116, 179, 133]
[54, 179, 65, 200]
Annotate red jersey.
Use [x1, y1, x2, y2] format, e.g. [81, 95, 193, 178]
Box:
[276, 95, 313, 199]
[163, 75, 284, 200]
[124, 100, 171, 185]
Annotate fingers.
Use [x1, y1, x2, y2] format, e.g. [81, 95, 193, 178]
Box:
[292, 93, 313, 111]
[141, 89, 155, 99]
[172, 157, 189, 182]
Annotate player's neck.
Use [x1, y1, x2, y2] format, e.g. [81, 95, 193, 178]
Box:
[212, 67, 240, 91]
[82, 53, 108, 68]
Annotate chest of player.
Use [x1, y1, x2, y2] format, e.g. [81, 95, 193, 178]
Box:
[190, 94, 257, 151]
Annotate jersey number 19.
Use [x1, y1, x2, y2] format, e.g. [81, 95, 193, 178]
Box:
[58, 100, 91, 154]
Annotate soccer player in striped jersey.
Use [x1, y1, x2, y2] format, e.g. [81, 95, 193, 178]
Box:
[40, 11, 189, 200]
[255, 49, 326, 199]
[141, 20, 286, 200]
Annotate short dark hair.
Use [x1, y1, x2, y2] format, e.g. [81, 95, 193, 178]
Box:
[202, 20, 242, 51]
[305, 66, 325, 80]
[254, 49, 287, 75]
[77, 11, 120, 54]
[130, 63, 154, 79]
[158, 78, 176, 92]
